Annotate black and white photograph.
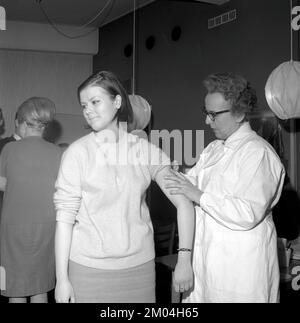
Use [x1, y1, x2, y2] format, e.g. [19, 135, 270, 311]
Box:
[0, 0, 300, 310]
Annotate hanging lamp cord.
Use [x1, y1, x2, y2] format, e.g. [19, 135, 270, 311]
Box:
[36, 0, 115, 39]
[291, 0, 294, 61]
[132, 0, 137, 95]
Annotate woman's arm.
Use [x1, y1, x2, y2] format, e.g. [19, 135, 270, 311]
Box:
[165, 169, 202, 205]
[155, 166, 195, 293]
[53, 147, 82, 303]
[55, 222, 75, 303]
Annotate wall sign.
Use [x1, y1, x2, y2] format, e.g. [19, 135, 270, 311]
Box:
[292, 6, 300, 31]
[0, 6, 6, 31]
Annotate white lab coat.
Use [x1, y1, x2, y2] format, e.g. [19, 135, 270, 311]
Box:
[183, 123, 285, 303]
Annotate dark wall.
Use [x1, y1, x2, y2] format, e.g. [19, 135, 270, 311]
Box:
[94, 0, 290, 136]
[93, 0, 296, 223]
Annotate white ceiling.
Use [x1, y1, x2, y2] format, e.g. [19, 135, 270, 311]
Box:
[1, 0, 229, 27]
[1, 0, 157, 27]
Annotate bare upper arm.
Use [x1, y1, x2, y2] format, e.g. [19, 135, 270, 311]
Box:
[154, 166, 191, 208]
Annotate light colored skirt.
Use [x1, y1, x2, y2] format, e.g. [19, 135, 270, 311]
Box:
[69, 260, 156, 303]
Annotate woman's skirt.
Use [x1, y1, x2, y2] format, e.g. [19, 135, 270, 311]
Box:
[0, 222, 56, 298]
[68, 260, 155, 303]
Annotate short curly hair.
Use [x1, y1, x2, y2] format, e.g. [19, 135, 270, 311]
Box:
[203, 72, 257, 119]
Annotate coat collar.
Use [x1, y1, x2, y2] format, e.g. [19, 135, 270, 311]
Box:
[224, 122, 256, 150]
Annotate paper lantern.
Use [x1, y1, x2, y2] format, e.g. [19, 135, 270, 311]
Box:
[0, 108, 4, 127]
[128, 94, 152, 131]
[265, 60, 300, 119]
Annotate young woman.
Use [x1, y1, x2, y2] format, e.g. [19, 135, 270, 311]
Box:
[54, 71, 195, 303]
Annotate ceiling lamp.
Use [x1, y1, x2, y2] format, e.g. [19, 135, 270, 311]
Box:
[129, 94, 152, 131]
[265, 0, 300, 119]
[128, 0, 152, 132]
[265, 61, 300, 119]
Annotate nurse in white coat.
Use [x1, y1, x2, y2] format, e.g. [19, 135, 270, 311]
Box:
[165, 73, 285, 303]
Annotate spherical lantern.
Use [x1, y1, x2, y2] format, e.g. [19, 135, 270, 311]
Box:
[128, 94, 152, 131]
[265, 60, 300, 119]
[0, 108, 4, 128]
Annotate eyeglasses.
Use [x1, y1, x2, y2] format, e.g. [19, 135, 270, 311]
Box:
[202, 107, 230, 122]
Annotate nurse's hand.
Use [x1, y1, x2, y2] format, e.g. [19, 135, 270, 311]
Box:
[55, 279, 76, 303]
[164, 169, 203, 205]
[173, 253, 194, 293]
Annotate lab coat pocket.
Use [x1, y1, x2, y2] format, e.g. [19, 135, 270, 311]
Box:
[205, 233, 266, 295]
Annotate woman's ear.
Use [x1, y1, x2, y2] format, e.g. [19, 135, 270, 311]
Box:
[115, 95, 122, 110]
[235, 112, 246, 123]
[18, 121, 27, 138]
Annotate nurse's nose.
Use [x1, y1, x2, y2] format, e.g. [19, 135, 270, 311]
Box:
[205, 115, 212, 125]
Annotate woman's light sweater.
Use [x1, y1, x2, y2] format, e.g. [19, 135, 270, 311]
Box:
[54, 131, 170, 270]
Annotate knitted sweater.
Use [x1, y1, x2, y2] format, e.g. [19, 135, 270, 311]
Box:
[54, 131, 170, 269]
